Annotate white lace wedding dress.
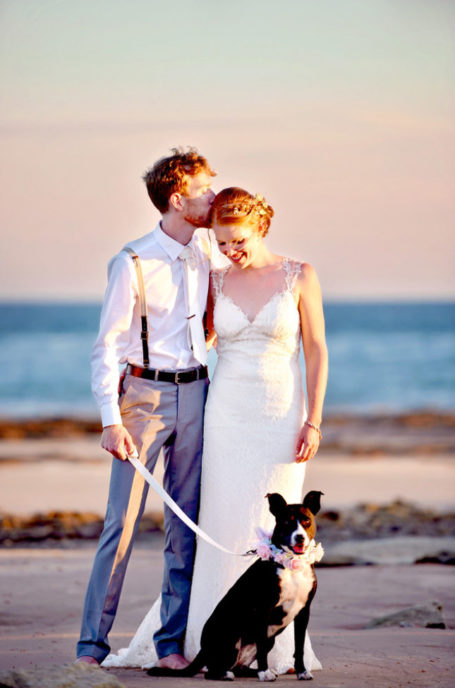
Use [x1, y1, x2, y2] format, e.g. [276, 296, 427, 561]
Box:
[102, 258, 321, 674]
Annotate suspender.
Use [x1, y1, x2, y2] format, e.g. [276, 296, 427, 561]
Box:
[123, 247, 150, 368]
[123, 229, 213, 369]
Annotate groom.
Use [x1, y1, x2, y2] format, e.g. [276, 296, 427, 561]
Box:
[76, 148, 220, 669]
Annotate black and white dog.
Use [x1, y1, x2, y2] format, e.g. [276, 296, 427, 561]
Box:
[148, 490, 323, 681]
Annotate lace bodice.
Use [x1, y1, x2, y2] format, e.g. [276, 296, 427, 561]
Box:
[211, 258, 302, 360]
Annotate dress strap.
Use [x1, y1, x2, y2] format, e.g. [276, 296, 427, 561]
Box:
[283, 258, 302, 293]
[211, 267, 230, 300]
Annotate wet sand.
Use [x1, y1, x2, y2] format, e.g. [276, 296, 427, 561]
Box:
[1, 412, 454, 518]
[0, 437, 454, 518]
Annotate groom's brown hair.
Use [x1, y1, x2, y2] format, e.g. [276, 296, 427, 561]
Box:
[143, 147, 216, 213]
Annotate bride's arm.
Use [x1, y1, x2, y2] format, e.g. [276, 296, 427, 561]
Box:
[295, 263, 328, 463]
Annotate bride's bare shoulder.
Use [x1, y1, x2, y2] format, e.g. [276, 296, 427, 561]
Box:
[293, 261, 321, 295]
[282, 257, 317, 277]
[297, 261, 317, 277]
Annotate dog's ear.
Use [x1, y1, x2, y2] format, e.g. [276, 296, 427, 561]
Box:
[266, 493, 287, 517]
[302, 490, 324, 515]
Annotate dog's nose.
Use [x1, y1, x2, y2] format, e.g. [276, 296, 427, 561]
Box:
[294, 534, 305, 544]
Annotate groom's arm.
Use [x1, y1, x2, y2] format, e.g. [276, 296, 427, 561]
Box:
[91, 253, 137, 460]
[204, 279, 217, 350]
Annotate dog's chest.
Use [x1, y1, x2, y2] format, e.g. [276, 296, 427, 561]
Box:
[267, 565, 314, 637]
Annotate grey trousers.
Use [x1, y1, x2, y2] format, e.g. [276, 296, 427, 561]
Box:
[77, 372, 208, 662]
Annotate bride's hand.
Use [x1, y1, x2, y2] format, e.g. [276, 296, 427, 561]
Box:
[295, 424, 320, 463]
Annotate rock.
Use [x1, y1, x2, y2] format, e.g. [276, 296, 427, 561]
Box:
[0, 510, 163, 544]
[320, 536, 455, 566]
[317, 500, 455, 543]
[366, 600, 447, 629]
[415, 550, 455, 565]
[0, 417, 101, 439]
[0, 662, 126, 688]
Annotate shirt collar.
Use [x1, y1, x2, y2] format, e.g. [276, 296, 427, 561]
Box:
[154, 223, 193, 261]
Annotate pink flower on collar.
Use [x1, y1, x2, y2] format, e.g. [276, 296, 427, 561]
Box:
[256, 543, 272, 559]
[273, 551, 287, 565]
[251, 530, 324, 570]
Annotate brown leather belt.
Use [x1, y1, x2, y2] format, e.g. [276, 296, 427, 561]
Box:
[126, 363, 208, 384]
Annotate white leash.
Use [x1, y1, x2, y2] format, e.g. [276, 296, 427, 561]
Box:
[127, 452, 245, 556]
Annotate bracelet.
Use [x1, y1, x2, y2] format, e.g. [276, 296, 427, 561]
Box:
[305, 420, 322, 440]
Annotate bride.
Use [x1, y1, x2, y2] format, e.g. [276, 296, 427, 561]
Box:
[103, 187, 328, 674]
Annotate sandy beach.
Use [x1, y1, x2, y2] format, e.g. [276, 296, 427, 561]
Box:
[0, 414, 454, 687]
[1, 545, 454, 687]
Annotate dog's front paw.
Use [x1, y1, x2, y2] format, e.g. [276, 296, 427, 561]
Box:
[258, 669, 277, 682]
[297, 670, 313, 680]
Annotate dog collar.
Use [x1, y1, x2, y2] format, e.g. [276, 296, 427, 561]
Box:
[251, 529, 324, 570]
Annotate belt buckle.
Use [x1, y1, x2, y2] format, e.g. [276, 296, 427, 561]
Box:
[174, 371, 183, 384]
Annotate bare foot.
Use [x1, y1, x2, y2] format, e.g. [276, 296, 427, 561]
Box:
[156, 653, 190, 670]
[75, 656, 99, 665]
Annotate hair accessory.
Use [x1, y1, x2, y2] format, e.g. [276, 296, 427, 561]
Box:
[254, 193, 269, 216]
[221, 195, 269, 221]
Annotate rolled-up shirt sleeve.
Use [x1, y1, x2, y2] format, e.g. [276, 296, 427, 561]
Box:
[91, 253, 137, 427]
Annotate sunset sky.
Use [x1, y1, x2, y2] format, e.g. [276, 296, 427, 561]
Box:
[1, 0, 454, 301]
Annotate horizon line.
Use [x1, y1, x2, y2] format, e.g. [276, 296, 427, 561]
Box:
[1, 296, 454, 306]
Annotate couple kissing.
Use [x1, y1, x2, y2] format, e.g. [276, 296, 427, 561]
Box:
[76, 146, 328, 674]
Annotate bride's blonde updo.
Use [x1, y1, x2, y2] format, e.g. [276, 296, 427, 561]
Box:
[210, 187, 274, 237]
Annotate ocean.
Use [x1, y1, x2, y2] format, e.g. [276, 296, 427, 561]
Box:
[0, 301, 454, 418]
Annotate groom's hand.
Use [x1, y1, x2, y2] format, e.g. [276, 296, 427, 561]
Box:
[101, 424, 136, 461]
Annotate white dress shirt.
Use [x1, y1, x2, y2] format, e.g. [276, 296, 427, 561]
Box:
[91, 224, 227, 427]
